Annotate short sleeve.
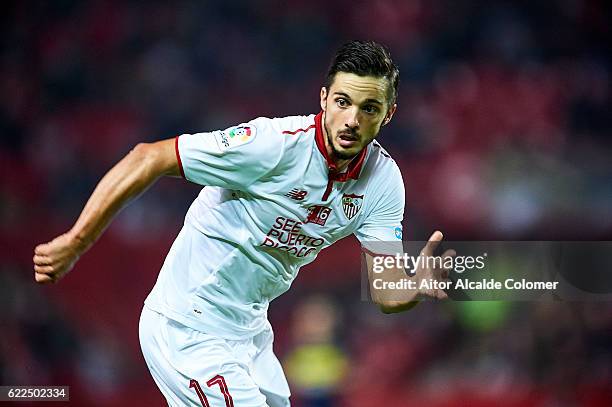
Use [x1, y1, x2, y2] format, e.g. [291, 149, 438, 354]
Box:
[354, 164, 405, 255]
[176, 118, 283, 189]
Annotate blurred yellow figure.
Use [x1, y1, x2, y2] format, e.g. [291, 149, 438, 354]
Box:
[284, 295, 349, 406]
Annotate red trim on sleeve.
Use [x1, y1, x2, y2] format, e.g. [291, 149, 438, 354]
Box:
[175, 135, 185, 179]
[282, 124, 315, 135]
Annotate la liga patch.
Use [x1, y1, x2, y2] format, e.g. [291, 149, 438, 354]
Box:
[215, 124, 256, 150]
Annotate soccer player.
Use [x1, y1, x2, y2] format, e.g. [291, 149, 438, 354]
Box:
[33, 40, 450, 406]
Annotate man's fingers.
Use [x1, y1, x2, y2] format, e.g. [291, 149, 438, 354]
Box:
[35, 272, 55, 284]
[441, 249, 456, 277]
[33, 235, 75, 284]
[33, 254, 52, 266]
[441, 249, 456, 259]
[34, 243, 50, 256]
[34, 264, 54, 274]
[421, 230, 444, 256]
[437, 289, 449, 300]
[420, 288, 449, 300]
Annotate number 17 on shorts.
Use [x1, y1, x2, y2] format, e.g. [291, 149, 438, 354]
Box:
[189, 375, 233, 407]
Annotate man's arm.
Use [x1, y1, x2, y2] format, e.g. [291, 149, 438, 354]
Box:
[33, 139, 180, 284]
[366, 231, 453, 314]
[366, 251, 420, 313]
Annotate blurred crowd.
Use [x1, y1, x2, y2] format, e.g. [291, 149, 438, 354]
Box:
[1, 1, 611, 405]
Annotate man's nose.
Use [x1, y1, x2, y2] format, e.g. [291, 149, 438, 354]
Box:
[346, 107, 360, 129]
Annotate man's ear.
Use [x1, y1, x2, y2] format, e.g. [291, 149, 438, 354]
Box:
[382, 103, 397, 126]
[320, 87, 328, 112]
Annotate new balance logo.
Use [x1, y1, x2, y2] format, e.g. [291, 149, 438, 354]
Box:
[285, 188, 308, 201]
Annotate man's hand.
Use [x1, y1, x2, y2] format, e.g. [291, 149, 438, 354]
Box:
[33, 232, 84, 284]
[32, 139, 180, 285]
[412, 230, 455, 301]
[368, 230, 455, 313]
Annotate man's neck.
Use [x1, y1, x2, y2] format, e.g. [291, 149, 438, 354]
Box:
[330, 154, 352, 174]
[322, 125, 353, 174]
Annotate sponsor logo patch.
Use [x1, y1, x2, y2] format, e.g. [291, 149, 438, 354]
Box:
[260, 216, 324, 258]
[218, 132, 230, 148]
[285, 188, 308, 201]
[215, 124, 256, 150]
[229, 125, 253, 141]
[342, 193, 364, 220]
[394, 226, 403, 239]
[306, 205, 332, 226]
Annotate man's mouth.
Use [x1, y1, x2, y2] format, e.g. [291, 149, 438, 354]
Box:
[337, 132, 359, 148]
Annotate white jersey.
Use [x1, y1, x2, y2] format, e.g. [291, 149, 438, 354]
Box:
[144, 112, 405, 339]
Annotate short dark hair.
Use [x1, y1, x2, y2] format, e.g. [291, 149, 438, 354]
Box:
[325, 40, 400, 105]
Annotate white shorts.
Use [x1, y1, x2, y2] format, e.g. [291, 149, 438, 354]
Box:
[139, 306, 291, 407]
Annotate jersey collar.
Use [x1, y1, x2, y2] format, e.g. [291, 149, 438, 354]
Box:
[314, 111, 367, 182]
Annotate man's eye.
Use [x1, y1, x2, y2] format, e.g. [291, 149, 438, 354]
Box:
[364, 105, 379, 114]
[336, 98, 348, 107]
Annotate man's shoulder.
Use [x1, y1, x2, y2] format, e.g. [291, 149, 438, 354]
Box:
[249, 114, 317, 137]
[358, 141, 405, 214]
[213, 113, 314, 157]
[364, 140, 402, 180]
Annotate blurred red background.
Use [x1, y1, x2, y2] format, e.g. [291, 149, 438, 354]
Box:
[1, 1, 611, 405]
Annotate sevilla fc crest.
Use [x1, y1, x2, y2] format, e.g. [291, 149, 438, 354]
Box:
[342, 193, 364, 220]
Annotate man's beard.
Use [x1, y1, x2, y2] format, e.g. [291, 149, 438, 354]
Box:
[324, 119, 360, 161]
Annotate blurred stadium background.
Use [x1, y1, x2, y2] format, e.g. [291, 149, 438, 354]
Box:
[1, 1, 611, 405]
